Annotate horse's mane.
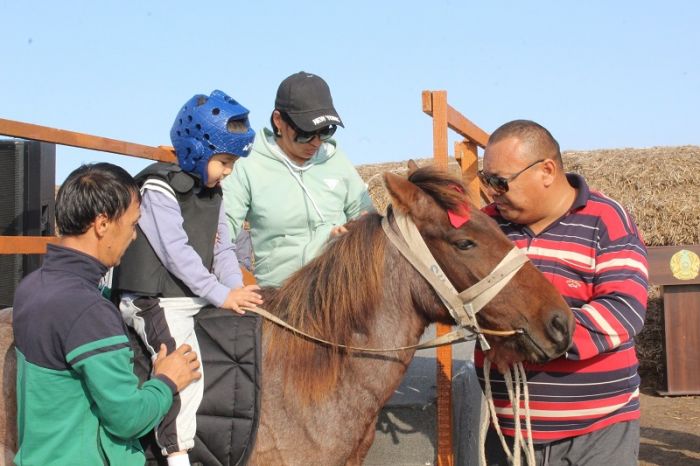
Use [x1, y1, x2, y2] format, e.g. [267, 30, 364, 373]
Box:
[264, 213, 386, 400]
[264, 165, 467, 401]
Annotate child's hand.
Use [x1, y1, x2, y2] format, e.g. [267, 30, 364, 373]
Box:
[222, 285, 263, 315]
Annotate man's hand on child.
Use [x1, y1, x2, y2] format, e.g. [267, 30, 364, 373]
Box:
[223, 285, 263, 315]
[153, 343, 201, 393]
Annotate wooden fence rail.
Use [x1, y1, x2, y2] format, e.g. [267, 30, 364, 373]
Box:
[0, 118, 176, 254]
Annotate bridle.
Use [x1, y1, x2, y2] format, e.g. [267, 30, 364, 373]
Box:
[246, 207, 530, 353]
[380, 207, 529, 351]
[386, 207, 542, 466]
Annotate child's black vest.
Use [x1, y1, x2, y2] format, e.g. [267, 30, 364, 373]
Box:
[114, 162, 221, 298]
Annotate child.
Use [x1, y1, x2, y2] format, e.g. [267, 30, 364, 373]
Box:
[113, 90, 263, 466]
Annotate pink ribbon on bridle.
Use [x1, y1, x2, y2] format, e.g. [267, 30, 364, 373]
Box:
[447, 185, 470, 228]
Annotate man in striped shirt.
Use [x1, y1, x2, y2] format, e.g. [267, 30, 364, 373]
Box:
[475, 120, 648, 465]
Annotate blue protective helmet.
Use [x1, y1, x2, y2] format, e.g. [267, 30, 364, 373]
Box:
[170, 90, 255, 184]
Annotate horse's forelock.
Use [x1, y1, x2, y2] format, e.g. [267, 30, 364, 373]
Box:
[408, 166, 472, 220]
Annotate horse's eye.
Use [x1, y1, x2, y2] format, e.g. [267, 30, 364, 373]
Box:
[455, 239, 475, 250]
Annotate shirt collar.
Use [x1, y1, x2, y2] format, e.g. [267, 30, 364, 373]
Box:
[566, 173, 589, 212]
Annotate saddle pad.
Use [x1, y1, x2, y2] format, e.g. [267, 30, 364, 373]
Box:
[132, 308, 262, 466]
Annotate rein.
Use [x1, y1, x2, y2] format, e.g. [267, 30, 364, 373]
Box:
[243, 208, 530, 354]
[245, 306, 473, 353]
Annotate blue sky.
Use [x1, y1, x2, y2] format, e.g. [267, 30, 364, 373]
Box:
[1, 1, 698, 182]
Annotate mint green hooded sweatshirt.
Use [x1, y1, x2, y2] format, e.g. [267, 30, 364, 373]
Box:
[222, 128, 375, 287]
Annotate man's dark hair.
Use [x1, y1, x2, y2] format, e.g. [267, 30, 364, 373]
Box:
[489, 119, 563, 167]
[55, 163, 141, 236]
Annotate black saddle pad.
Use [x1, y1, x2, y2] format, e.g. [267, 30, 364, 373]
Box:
[130, 307, 262, 466]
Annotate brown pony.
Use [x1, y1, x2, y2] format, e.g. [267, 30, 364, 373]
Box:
[0, 164, 573, 466]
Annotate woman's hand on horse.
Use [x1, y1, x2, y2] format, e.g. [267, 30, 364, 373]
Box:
[330, 225, 349, 236]
[153, 343, 202, 393]
[331, 213, 369, 237]
[223, 285, 263, 315]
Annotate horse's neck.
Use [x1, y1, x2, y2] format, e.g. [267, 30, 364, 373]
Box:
[251, 249, 440, 465]
[342, 250, 434, 403]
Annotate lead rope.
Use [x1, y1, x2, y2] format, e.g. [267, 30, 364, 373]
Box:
[479, 359, 536, 466]
[519, 363, 536, 464]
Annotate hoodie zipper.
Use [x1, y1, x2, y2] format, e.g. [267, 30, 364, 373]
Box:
[300, 170, 314, 265]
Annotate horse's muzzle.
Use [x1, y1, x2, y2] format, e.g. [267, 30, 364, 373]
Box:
[516, 308, 574, 364]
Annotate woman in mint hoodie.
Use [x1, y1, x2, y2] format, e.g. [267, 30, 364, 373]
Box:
[222, 72, 375, 288]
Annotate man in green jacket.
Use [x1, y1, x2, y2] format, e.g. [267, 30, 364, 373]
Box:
[12, 162, 201, 466]
[223, 72, 375, 287]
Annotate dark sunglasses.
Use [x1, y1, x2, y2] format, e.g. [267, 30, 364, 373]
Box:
[280, 112, 337, 144]
[477, 159, 545, 194]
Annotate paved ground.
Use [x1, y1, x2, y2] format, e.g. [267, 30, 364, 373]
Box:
[363, 326, 700, 466]
[639, 391, 700, 465]
[364, 329, 479, 466]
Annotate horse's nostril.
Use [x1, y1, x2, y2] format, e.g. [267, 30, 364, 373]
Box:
[547, 311, 571, 346]
[551, 313, 564, 333]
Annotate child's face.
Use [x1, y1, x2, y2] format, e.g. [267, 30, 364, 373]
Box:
[206, 153, 239, 187]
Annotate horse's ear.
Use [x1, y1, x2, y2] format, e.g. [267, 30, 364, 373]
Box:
[407, 159, 419, 176]
[384, 171, 424, 214]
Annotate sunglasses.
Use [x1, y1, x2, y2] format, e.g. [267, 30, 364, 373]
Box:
[280, 112, 337, 144]
[477, 159, 545, 194]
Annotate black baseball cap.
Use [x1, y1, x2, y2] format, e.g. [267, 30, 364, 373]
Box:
[275, 72, 344, 132]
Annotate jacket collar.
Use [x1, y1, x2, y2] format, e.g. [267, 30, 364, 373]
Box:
[43, 243, 108, 286]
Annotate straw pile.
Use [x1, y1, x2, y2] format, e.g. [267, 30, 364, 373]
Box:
[564, 146, 700, 247]
[356, 145, 700, 389]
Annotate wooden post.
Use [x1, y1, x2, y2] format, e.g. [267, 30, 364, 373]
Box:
[454, 139, 480, 205]
[425, 90, 454, 466]
[423, 90, 492, 466]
